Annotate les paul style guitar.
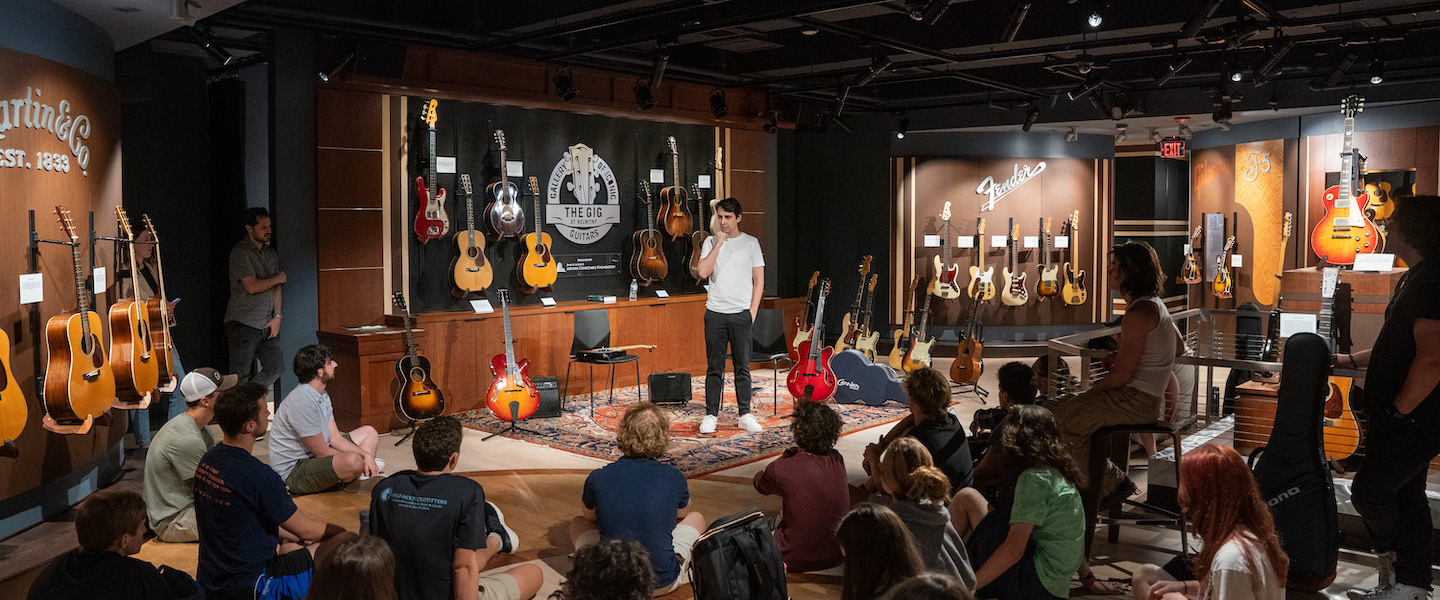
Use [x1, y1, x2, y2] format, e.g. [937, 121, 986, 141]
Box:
[790, 271, 820, 363]
[660, 136, 692, 240]
[967, 218, 995, 301]
[888, 276, 921, 369]
[392, 292, 445, 422]
[1037, 217, 1059, 298]
[787, 279, 837, 401]
[630, 182, 668, 285]
[452, 174, 494, 294]
[1000, 221, 1028, 306]
[45, 206, 116, 430]
[836, 256, 872, 353]
[518, 176, 558, 292]
[487, 130, 525, 239]
[903, 280, 937, 372]
[486, 289, 539, 422]
[1179, 226, 1203, 284]
[414, 99, 450, 242]
[140, 215, 177, 385]
[931, 202, 963, 299]
[1213, 235, 1236, 299]
[1311, 95, 1381, 265]
[853, 275, 881, 361]
[109, 207, 160, 403]
[950, 303, 983, 384]
[1062, 210, 1088, 306]
[1317, 267, 1361, 464]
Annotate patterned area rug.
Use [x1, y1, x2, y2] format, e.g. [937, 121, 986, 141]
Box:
[456, 373, 910, 477]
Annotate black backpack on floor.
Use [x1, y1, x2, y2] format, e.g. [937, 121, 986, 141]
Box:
[687, 510, 788, 600]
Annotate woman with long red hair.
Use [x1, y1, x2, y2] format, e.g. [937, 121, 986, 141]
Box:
[1131, 443, 1287, 600]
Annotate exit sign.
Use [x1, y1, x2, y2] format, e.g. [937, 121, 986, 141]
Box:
[1160, 137, 1187, 159]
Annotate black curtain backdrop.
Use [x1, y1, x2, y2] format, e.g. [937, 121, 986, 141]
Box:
[407, 99, 715, 313]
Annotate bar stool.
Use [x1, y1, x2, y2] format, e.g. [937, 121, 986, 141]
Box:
[1082, 421, 1189, 558]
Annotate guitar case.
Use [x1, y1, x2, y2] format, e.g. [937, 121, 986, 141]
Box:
[1248, 332, 1338, 591]
[829, 350, 906, 406]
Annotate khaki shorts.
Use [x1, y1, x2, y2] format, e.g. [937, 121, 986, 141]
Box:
[477, 571, 521, 600]
[153, 505, 199, 543]
[284, 433, 354, 496]
[576, 523, 703, 596]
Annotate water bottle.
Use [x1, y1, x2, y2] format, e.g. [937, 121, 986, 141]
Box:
[628, 279, 639, 301]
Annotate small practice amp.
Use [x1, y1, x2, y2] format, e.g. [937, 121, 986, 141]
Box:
[531, 377, 563, 418]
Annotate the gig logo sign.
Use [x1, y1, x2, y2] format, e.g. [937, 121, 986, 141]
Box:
[0, 86, 93, 176]
[546, 143, 621, 245]
[976, 161, 1046, 211]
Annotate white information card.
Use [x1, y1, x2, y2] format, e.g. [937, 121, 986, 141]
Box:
[1279, 313, 1318, 338]
[93, 267, 106, 292]
[1353, 253, 1395, 273]
[958, 236, 975, 249]
[19, 273, 42, 304]
[649, 169, 665, 184]
[506, 160, 524, 177]
[470, 299, 494, 314]
[698, 175, 711, 189]
[437, 156, 457, 174]
[923, 235, 941, 248]
[1023, 236, 1039, 248]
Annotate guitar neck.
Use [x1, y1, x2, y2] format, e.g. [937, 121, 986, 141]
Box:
[916, 292, 932, 335]
[428, 127, 438, 200]
[1338, 116, 1355, 212]
[402, 311, 418, 360]
[71, 243, 93, 342]
[465, 183, 475, 230]
[672, 151, 680, 190]
[501, 299, 517, 376]
[809, 294, 827, 360]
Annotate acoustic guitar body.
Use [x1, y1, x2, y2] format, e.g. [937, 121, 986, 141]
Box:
[902, 340, 934, 372]
[486, 180, 525, 239]
[1310, 185, 1380, 265]
[688, 230, 708, 281]
[452, 229, 493, 294]
[394, 355, 445, 422]
[967, 266, 995, 301]
[1213, 271, 1234, 299]
[630, 230, 668, 283]
[145, 297, 176, 384]
[950, 340, 983, 383]
[1321, 376, 1361, 461]
[660, 186, 692, 240]
[1037, 266, 1060, 297]
[785, 341, 836, 401]
[109, 299, 159, 401]
[1062, 265, 1087, 306]
[485, 355, 539, 421]
[518, 231, 558, 292]
[45, 311, 116, 422]
[0, 330, 27, 446]
[413, 177, 450, 241]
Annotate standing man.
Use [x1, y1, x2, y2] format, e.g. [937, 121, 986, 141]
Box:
[1339, 195, 1440, 600]
[695, 197, 765, 434]
[225, 207, 286, 393]
[143, 367, 236, 543]
[269, 344, 382, 495]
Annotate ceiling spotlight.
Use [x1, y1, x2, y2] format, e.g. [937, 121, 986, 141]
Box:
[1067, 79, 1103, 101]
[762, 115, 778, 134]
[187, 26, 234, 66]
[1155, 56, 1192, 87]
[896, 115, 909, 139]
[1064, 127, 1079, 142]
[633, 79, 656, 111]
[905, 0, 927, 20]
[854, 55, 893, 87]
[1179, 0, 1224, 40]
[1370, 58, 1385, 85]
[553, 67, 578, 102]
[1175, 116, 1192, 140]
[1022, 105, 1040, 132]
[801, 27, 820, 36]
[1254, 37, 1294, 86]
[317, 51, 354, 83]
[1114, 123, 1128, 142]
[709, 87, 728, 119]
[1086, 2, 1104, 28]
[905, 0, 946, 23]
[649, 51, 670, 88]
[1149, 127, 1163, 143]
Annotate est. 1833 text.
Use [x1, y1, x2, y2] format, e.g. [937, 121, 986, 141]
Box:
[0, 149, 72, 173]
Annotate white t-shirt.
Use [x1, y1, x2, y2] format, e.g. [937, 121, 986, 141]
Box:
[701, 232, 765, 314]
[1201, 533, 1285, 600]
[268, 384, 335, 479]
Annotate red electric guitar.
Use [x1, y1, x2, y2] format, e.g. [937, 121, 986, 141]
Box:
[485, 289, 539, 422]
[1310, 95, 1381, 265]
[413, 99, 450, 242]
[787, 279, 837, 401]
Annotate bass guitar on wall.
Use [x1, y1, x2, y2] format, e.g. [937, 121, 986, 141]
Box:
[1062, 210, 1087, 306]
[967, 218, 995, 302]
[888, 276, 920, 370]
[630, 182, 668, 285]
[414, 99, 450, 243]
[45, 206, 116, 431]
[790, 272, 820, 363]
[660, 136, 692, 240]
[487, 130, 525, 239]
[931, 202, 963, 299]
[486, 289, 539, 422]
[392, 292, 445, 422]
[1000, 220, 1027, 306]
[452, 174, 494, 295]
[1311, 95, 1381, 265]
[1037, 217, 1059, 299]
[787, 279, 836, 401]
[835, 256, 872, 353]
[110, 207, 160, 403]
[518, 176, 558, 293]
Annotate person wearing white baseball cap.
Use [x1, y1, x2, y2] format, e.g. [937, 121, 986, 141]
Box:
[143, 367, 237, 542]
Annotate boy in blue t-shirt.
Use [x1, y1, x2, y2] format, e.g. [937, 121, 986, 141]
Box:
[570, 402, 706, 595]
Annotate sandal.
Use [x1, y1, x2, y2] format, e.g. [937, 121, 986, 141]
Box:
[1080, 573, 1132, 595]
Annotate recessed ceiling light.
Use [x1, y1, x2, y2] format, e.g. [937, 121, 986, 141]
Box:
[110, 6, 140, 12]
[800, 28, 820, 36]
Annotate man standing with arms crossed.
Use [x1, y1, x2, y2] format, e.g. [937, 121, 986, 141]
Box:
[696, 198, 765, 434]
[226, 207, 286, 394]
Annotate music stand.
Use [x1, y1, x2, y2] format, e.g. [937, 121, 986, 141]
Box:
[483, 400, 541, 441]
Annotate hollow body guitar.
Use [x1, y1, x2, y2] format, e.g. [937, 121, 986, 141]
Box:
[518, 176, 558, 292]
[392, 292, 445, 422]
[835, 256, 872, 353]
[452, 174, 493, 294]
[413, 99, 450, 242]
[486, 290, 539, 421]
[888, 276, 921, 369]
[1179, 226, 1203, 284]
[1311, 96, 1381, 266]
[687, 183, 708, 282]
[630, 183, 668, 285]
[660, 136, 692, 240]
[931, 202, 963, 299]
[1000, 221, 1027, 306]
[1037, 217, 1059, 298]
[967, 218, 995, 302]
[141, 215, 177, 384]
[1316, 267, 1360, 461]
[109, 207, 159, 402]
[1061, 210, 1087, 306]
[787, 279, 836, 401]
[790, 272, 820, 363]
[45, 206, 116, 429]
[486, 130, 525, 239]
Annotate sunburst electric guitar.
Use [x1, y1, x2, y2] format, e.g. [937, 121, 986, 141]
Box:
[931, 202, 963, 299]
[1213, 235, 1236, 299]
[1310, 95, 1381, 265]
[485, 289, 540, 422]
[1000, 221, 1027, 306]
[967, 218, 995, 302]
[903, 282, 937, 372]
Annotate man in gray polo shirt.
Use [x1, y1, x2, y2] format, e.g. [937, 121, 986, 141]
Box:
[225, 207, 287, 393]
[143, 367, 235, 542]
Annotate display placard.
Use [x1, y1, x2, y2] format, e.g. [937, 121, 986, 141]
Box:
[698, 175, 711, 189]
[1023, 236, 1039, 248]
[437, 156, 457, 174]
[555, 253, 622, 277]
[958, 236, 975, 248]
[470, 299, 494, 314]
[991, 236, 1006, 248]
[19, 273, 42, 304]
[923, 235, 941, 248]
[1353, 253, 1395, 272]
[506, 160, 524, 177]
[649, 169, 665, 184]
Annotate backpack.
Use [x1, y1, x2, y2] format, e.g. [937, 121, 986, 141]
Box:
[687, 510, 788, 600]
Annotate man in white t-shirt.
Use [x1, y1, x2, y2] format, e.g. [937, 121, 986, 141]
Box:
[696, 198, 766, 434]
[268, 344, 382, 495]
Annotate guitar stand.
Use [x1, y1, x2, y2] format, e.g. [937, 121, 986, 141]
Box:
[392, 419, 419, 446]
[483, 400, 541, 441]
[951, 381, 989, 404]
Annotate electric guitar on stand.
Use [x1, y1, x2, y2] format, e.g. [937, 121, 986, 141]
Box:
[1179, 226, 1203, 284]
[1000, 221, 1028, 306]
[903, 282, 937, 371]
[413, 99, 450, 242]
[931, 202, 963, 299]
[517, 176, 558, 293]
[1062, 211, 1088, 306]
[485, 289, 539, 422]
[967, 218, 995, 302]
[486, 130, 525, 239]
[790, 271, 820, 363]
[1037, 217, 1059, 298]
[44, 206, 116, 432]
[888, 276, 921, 369]
[392, 292, 445, 422]
[1317, 267, 1361, 466]
[836, 256, 872, 353]
[660, 136, 692, 240]
[1213, 235, 1236, 299]
[1310, 95, 1381, 265]
[109, 207, 160, 404]
[787, 279, 837, 401]
[452, 174, 494, 295]
[853, 275, 881, 361]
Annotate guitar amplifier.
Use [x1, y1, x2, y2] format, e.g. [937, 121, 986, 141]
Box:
[648, 371, 692, 406]
[531, 377, 563, 418]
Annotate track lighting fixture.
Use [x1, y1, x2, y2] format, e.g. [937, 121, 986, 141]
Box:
[709, 88, 728, 119]
[1254, 37, 1293, 85]
[896, 115, 909, 139]
[188, 26, 234, 66]
[1175, 116, 1192, 140]
[1231, 70, 1244, 83]
[1370, 58, 1385, 85]
[553, 68, 578, 102]
[1179, 0, 1224, 40]
[317, 51, 353, 82]
[633, 79, 656, 111]
[649, 51, 670, 88]
[1149, 127, 1163, 143]
[1212, 93, 1233, 126]
[762, 114, 778, 134]
[854, 55, 893, 87]
[1067, 79, 1103, 101]
[1155, 56, 1192, 87]
[1064, 127, 1079, 143]
[906, 0, 947, 24]
[1001, 2, 1031, 42]
[832, 83, 851, 117]
[1322, 51, 1359, 88]
[1022, 106, 1040, 132]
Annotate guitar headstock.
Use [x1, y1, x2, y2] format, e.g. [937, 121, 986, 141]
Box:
[667, 136, 678, 155]
[1190, 225, 1202, 242]
[807, 271, 819, 292]
[529, 176, 540, 197]
[1010, 223, 1020, 240]
[115, 206, 135, 240]
[866, 273, 878, 292]
[1341, 94, 1364, 119]
[640, 180, 652, 203]
[493, 129, 507, 152]
[1069, 210, 1080, 231]
[1282, 212, 1293, 237]
[859, 255, 872, 278]
[975, 218, 986, 237]
[1223, 235, 1236, 254]
[1321, 266, 1339, 299]
[690, 183, 702, 201]
[54, 206, 78, 242]
[460, 174, 473, 196]
[941, 201, 951, 222]
[818, 278, 831, 298]
[142, 214, 159, 243]
[714, 147, 723, 171]
[422, 99, 438, 129]
[1042, 216, 1051, 234]
[392, 291, 409, 314]
[497, 288, 511, 307]
[909, 275, 922, 294]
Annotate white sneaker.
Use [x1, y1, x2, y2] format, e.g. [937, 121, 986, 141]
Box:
[700, 415, 718, 434]
[738, 413, 763, 433]
[1349, 584, 1431, 600]
[1348, 552, 1401, 600]
[358, 458, 386, 481]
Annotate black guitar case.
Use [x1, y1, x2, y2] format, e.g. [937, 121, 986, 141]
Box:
[829, 349, 907, 406]
[1248, 332, 1338, 591]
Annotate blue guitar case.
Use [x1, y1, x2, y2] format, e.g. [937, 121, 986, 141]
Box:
[829, 349, 906, 406]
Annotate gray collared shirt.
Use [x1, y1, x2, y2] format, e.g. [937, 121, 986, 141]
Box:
[224, 238, 279, 329]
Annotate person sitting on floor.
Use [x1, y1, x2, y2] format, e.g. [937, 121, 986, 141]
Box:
[570, 402, 706, 596]
[27, 489, 183, 600]
[888, 573, 977, 600]
[370, 416, 543, 600]
[970, 361, 1039, 463]
[873, 437, 977, 589]
[949, 405, 1084, 600]
[752, 399, 848, 572]
[552, 538, 655, 600]
[863, 366, 973, 494]
[1131, 444, 1286, 600]
[143, 367, 236, 543]
[195, 382, 347, 600]
[268, 344, 382, 495]
[305, 533, 396, 600]
[836, 503, 926, 600]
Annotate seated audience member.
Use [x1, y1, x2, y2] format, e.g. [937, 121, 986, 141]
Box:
[1031, 354, 1070, 403]
[949, 405, 1084, 600]
[752, 399, 848, 572]
[371, 416, 542, 600]
[836, 503, 925, 600]
[1131, 444, 1286, 600]
[305, 533, 396, 600]
[27, 490, 179, 600]
[570, 402, 705, 596]
[269, 344, 382, 495]
[144, 367, 235, 543]
[863, 367, 973, 493]
[888, 573, 977, 600]
[970, 362, 1039, 461]
[873, 437, 976, 588]
[552, 539, 655, 600]
[195, 382, 346, 600]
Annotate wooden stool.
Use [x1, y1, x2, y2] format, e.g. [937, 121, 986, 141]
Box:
[1083, 422, 1189, 558]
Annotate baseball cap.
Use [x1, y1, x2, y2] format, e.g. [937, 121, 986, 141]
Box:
[181, 368, 239, 402]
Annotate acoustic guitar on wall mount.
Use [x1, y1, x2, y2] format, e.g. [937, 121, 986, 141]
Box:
[109, 207, 160, 404]
[787, 279, 837, 401]
[660, 136, 692, 240]
[1000, 220, 1027, 306]
[790, 271, 820, 363]
[1179, 226, 1203, 285]
[44, 206, 116, 432]
[1037, 217, 1059, 299]
[1310, 95, 1382, 265]
[931, 202, 963, 300]
[392, 292, 445, 422]
[966, 218, 995, 302]
[518, 176, 558, 293]
[140, 215, 177, 385]
[487, 130, 526, 239]
[1061, 210, 1087, 306]
[0, 328, 24, 456]
[835, 256, 872, 354]
[452, 174, 494, 295]
[413, 99, 450, 243]
[630, 181, 668, 285]
[687, 183, 708, 282]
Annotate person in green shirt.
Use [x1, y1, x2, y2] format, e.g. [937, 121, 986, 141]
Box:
[143, 367, 236, 542]
[948, 404, 1084, 600]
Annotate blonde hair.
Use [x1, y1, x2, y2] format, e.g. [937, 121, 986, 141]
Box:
[878, 437, 951, 504]
[616, 402, 669, 459]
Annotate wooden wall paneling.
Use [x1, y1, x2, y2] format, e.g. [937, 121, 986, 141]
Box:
[416, 312, 485, 416]
[317, 150, 385, 208]
[727, 169, 765, 211]
[317, 211, 385, 269]
[316, 87, 387, 332]
[727, 130, 766, 171]
[318, 269, 387, 330]
[1418, 126, 1439, 194]
[317, 89, 384, 149]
